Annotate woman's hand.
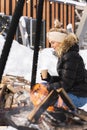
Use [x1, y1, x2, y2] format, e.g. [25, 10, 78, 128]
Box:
[40, 72, 51, 82]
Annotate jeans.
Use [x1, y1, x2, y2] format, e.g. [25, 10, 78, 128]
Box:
[68, 93, 87, 108]
[41, 82, 87, 108]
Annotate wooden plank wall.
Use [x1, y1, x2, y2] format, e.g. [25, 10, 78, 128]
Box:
[0, 0, 75, 47]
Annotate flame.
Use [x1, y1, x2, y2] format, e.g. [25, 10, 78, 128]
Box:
[47, 106, 55, 111]
[30, 83, 48, 106]
[30, 83, 68, 112]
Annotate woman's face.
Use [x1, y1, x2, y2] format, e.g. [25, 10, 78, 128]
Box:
[49, 41, 61, 51]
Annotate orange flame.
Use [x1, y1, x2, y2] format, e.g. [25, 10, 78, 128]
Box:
[30, 83, 68, 112]
[30, 83, 48, 106]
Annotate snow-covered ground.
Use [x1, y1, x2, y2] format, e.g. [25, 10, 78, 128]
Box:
[0, 34, 87, 112]
[0, 35, 58, 83]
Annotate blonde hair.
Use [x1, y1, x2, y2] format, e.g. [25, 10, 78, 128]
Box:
[47, 19, 78, 57]
[56, 33, 79, 57]
[49, 19, 67, 34]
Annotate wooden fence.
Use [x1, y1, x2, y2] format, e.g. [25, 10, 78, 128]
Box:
[0, 0, 75, 47]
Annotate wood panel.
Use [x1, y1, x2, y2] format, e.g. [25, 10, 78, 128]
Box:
[27, 0, 30, 17]
[71, 5, 75, 31]
[51, 2, 55, 28]
[5, 0, 9, 15]
[0, 0, 75, 47]
[45, 1, 50, 47]
[12, 0, 16, 14]
[68, 5, 72, 24]
[0, 0, 1, 12]
[23, 1, 27, 16]
[0, 0, 4, 13]
[33, 0, 37, 18]
[55, 2, 59, 20]
[64, 4, 67, 29]
[60, 3, 64, 24]
[43, 1, 46, 20]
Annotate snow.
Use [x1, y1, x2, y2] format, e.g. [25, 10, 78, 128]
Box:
[0, 34, 87, 112]
[0, 35, 58, 83]
[51, 0, 87, 6]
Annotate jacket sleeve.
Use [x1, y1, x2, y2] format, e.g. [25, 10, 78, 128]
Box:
[48, 53, 79, 91]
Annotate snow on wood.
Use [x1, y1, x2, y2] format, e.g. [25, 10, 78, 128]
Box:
[49, 0, 87, 6]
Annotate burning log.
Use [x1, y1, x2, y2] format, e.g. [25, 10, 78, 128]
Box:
[0, 74, 36, 129]
[57, 88, 87, 122]
[28, 84, 87, 128]
[0, 76, 87, 130]
[57, 88, 76, 111]
[28, 90, 58, 122]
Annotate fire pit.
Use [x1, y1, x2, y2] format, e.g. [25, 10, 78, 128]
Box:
[0, 75, 87, 130]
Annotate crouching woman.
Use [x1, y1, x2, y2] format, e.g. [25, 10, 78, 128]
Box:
[41, 23, 87, 108]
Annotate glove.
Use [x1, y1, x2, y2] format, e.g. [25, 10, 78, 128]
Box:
[47, 82, 61, 92]
[41, 72, 51, 82]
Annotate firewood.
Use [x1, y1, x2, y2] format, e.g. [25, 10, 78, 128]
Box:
[57, 88, 87, 121]
[5, 93, 14, 108]
[0, 84, 7, 108]
[0, 83, 6, 89]
[5, 74, 30, 85]
[28, 90, 58, 122]
[28, 87, 87, 123]
[57, 88, 76, 110]
[7, 84, 17, 94]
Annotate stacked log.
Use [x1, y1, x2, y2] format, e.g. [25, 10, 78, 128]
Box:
[0, 74, 31, 109]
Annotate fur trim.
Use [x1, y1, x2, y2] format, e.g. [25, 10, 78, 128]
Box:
[56, 33, 79, 57]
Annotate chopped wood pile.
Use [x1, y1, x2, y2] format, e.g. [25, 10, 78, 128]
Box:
[0, 74, 30, 109]
[0, 74, 87, 130]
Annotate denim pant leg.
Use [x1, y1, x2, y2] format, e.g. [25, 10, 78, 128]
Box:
[68, 93, 87, 108]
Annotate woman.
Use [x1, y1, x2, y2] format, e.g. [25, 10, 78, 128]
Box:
[41, 20, 87, 108]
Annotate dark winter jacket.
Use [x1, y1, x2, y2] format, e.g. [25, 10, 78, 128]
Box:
[48, 34, 87, 97]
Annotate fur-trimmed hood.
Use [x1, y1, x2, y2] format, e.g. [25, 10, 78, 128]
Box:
[56, 33, 79, 57]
